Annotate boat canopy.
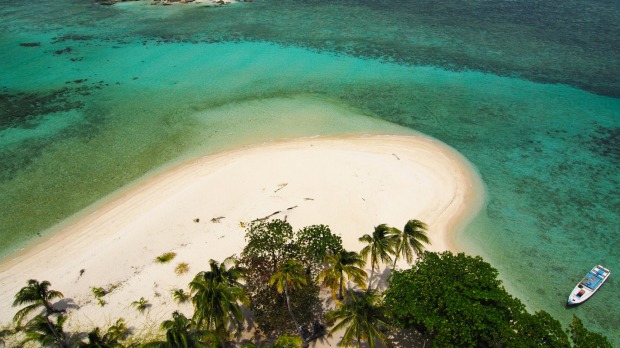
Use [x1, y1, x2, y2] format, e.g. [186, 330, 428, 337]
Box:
[581, 272, 603, 290]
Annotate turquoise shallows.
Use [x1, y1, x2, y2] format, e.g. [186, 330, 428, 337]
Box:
[1, 0, 618, 343]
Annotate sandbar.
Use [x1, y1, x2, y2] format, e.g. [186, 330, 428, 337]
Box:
[0, 134, 484, 343]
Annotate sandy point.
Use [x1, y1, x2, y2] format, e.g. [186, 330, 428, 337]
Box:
[0, 134, 485, 343]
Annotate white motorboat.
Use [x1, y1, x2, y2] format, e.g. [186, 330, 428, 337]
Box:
[567, 265, 610, 306]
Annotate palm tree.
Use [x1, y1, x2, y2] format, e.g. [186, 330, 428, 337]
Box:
[269, 259, 307, 342]
[13, 279, 64, 325]
[318, 250, 367, 301]
[197, 257, 246, 288]
[142, 311, 221, 348]
[270, 335, 303, 348]
[106, 318, 128, 343]
[358, 225, 395, 291]
[21, 314, 68, 348]
[79, 327, 110, 348]
[160, 311, 195, 347]
[131, 297, 150, 313]
[172, 288, 191, 304]
[391, 219, 430, 268]
[79, 319, 128, 347]
[241, 335, 303, 348]
[325, 290, 392, 348]
[190, 258, 247, 342]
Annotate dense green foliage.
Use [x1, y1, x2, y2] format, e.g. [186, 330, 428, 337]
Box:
[7, 220, 613, 348]
[242, 219, 343, 272]
[243, 219, 295, 273]
[240, 219, 338, 337]
[295, 224, 343, 265]
[383, 251, 606, 348]
[270, 259, 309, 341]
[247, 276, 321, 338]
[385, 251, 521, 346]
[512, 310, 570, 348]
[569, 315, 613, 348]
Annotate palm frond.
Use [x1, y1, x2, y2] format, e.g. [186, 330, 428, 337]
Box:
[13, 304, 40, 324]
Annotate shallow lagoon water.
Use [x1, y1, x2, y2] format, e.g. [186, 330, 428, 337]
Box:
[1, 0, 619, 343]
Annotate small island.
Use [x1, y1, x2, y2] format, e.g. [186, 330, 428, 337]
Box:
[0, 135, 611, 346]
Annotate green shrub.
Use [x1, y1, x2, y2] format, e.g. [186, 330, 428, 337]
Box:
[174, 262, 189, 275]
[155, 252, 177, 264]
[171, 288, 190, 304]
[92, 287, 107, 298]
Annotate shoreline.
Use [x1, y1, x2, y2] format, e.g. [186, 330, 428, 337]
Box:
[0, 134, 485, 341]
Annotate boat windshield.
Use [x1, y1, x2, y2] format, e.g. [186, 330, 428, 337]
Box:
[581, 272, 603, 290]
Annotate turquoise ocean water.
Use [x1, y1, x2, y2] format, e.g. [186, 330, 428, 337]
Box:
[1, 0, 618, 343]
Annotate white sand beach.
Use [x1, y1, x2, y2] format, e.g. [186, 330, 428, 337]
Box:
[0, 134, 484, 344]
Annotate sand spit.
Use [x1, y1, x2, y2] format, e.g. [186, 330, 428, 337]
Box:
[0, 134, 484, 344]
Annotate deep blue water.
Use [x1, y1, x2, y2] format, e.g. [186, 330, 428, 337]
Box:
[1, 0, 618, 343]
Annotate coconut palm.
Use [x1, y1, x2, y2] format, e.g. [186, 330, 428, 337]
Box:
[318, 250, 367, 301]
[391, 219, 430, 268]
[172, 288, 191, 304]
[269, 259, 308, 341]
[325, 290, 392, 348]
[21, 314, 68, 348]
[106, 318, 128, 343]
[143, 311, 221, 348]
[269, 335, 303, 348]
[79, 319, 128, 347]
[13, 279, 64, 325]
[190, 258, 247, 341]
[358, 225, 395, 291]
[79, 327, 111, 348]
[160, 311, 196, 347]
[241, 335, 303, 348]
[131, 297, 150, 313]
[197, 257, 246, 288]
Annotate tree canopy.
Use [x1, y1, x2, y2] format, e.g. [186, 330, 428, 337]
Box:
[6, 222, 614, 348]
[384, 251, 572, 347]
[243, 219, 295, 273]
[326, 290, 392, 348]
[295, 224, 343, 265]
[318, 249, 367, 301]
[359, 224, 395, 291]
[569, 315, 612, 348]
[189, 258, 247, 340]
[240, 220, 328, 337]
[512, 310, 570, 348]
[12, 279, 64, 325]
[390, 219, 430, 268]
